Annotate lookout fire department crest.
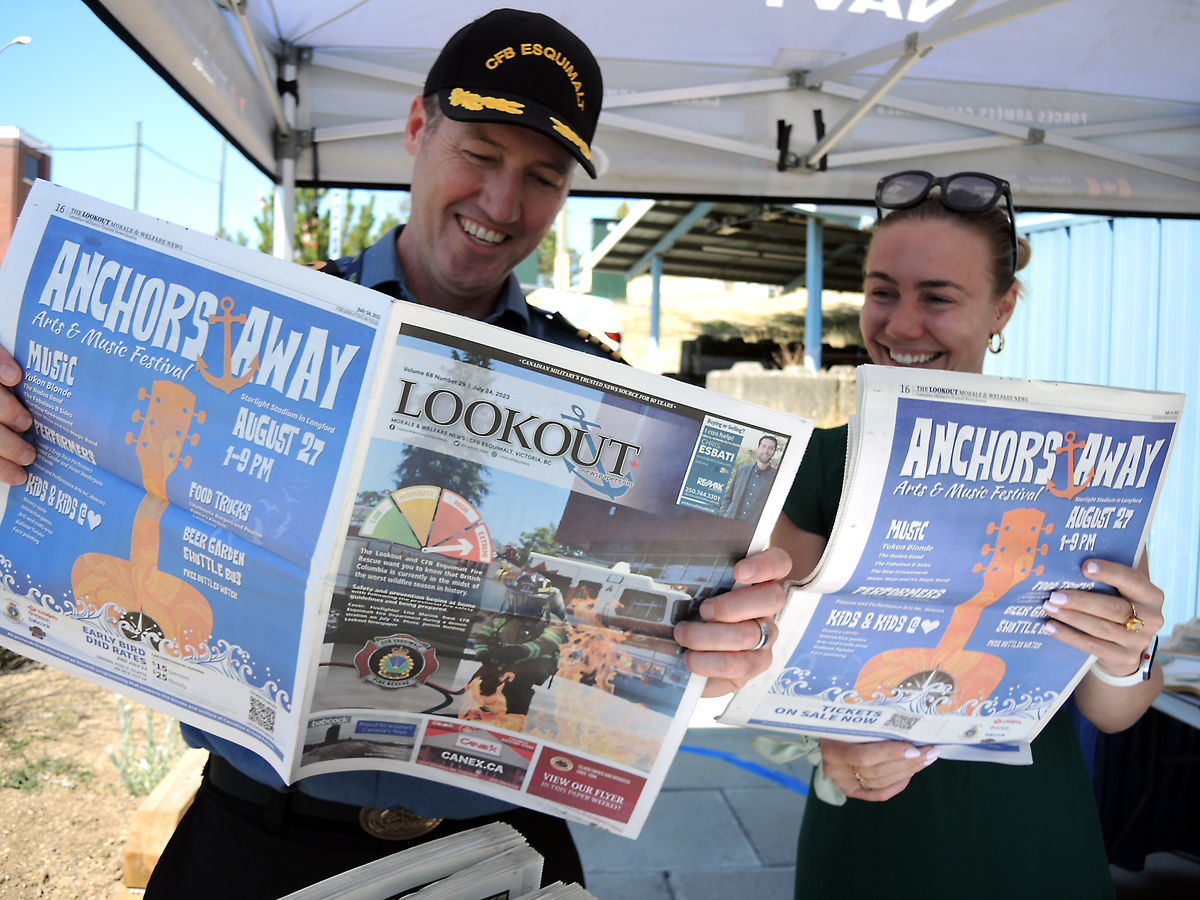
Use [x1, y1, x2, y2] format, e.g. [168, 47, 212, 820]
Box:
[354, 634, 439, 690]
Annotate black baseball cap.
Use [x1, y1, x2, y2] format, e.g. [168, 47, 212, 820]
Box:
[424, 9, 603, 178]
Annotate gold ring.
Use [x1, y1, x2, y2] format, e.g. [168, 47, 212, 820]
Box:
[853, 767, 868, 791]
[1124, 601, 1144, 633]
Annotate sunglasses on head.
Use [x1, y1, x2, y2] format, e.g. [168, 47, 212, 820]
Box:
[875, 170, 1018, 274]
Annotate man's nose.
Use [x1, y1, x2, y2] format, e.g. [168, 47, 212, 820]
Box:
[478, 167, 522, 225]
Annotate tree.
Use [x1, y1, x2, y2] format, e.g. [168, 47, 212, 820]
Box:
[392, 448, 491, 507]
[516, 523, 582, 566]
[252, 188, 405, 261]
[536, 229, 581, 287]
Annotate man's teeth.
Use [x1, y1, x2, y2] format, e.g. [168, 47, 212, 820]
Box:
[890, 350, 938, 365]
[457, 216, 506, 245]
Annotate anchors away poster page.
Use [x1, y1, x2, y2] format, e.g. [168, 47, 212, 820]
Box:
[724, 367, 1182, 750]
[0, 182, 391, 766]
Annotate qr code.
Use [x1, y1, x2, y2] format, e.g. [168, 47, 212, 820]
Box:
[248, 694, 275, 734]
[884, 712, 919, 732]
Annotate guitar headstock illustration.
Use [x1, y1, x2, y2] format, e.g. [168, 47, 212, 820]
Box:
[125, 381, 205, 499]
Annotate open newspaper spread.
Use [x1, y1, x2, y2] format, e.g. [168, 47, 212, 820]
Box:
[722, 366, 1181, 759]
[0, 182, 812, 837]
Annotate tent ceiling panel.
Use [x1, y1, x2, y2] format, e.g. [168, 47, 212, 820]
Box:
[86, 0, 1200, 214]
[590, 201, 870, 292]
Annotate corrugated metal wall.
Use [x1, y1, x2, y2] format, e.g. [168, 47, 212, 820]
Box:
[985, 218, 1200, 629]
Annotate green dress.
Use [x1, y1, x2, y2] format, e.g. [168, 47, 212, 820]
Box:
[784, 425, 1114, 900]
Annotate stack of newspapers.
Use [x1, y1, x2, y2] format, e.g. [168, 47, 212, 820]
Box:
[724, 365, 1183, 762]
[279, 822, 593, 900]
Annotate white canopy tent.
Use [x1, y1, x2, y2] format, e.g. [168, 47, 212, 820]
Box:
[86, 0, 1199, 265]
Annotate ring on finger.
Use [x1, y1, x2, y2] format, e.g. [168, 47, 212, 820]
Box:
[1124, 600, 1144, 633]
[750, 618, 770, 651]
[853, 767, 868, 791]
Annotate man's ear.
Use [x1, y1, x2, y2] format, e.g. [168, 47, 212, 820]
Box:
[404, 95, 427, 157]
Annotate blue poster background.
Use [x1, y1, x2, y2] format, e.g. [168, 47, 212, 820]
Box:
[1, 215, 379, 702]
[778, 397, 1175, 722]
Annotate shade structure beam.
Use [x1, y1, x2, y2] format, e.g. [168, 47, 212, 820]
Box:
[224, 0, 289, 139]
[801, 0, 1075, 87]
[579, 200, 656, 271]
[817, 81, 1200, 184]
[625, 202, 717, 281]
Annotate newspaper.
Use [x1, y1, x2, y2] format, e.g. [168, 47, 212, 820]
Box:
[722, 365, 1181, 760]
[0, 181, 812, 837]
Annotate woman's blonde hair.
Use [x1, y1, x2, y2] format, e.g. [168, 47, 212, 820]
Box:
[871, 195, 1032, 299]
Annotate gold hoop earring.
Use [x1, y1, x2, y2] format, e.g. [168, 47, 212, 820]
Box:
[988, 332, 1005, 354]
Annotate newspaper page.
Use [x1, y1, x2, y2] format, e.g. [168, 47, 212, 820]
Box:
[0, 181, 814, 837]
[722, 366, 1182, 759]
[0, 181, 397, 773]
[294, 311, 811, 837]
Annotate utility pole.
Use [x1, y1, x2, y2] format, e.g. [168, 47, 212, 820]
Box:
[133, 121, 142, 211]
[218, 139, 227, 236]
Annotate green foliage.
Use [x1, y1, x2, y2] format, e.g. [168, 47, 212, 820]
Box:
[254, 189, 407, 261]
[393, 448, 490, 507]
[516, 523, 582, 566]
[106, 698, 184, 796]
[294, 187, 330, 263]
[0, 737, 93, 791]
[536, 229, 581, 286]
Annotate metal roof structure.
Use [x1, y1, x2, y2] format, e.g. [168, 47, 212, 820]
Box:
[584, 200, 871, 292]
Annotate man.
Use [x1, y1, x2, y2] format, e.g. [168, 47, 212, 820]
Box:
[720, 435, 780, 522]
[0, 10, 789, 897]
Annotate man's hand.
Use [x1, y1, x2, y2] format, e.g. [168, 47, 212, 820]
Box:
[819, 738, 938, 802]
[674, 546, 790, 697]
[0, 345, 33, 485]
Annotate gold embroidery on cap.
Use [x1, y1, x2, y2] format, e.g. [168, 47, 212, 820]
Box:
[449, 88, 524, 115]
[549, 117, 592, 163]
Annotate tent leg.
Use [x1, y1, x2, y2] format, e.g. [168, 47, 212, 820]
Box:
[648, 254, 663, 374]
[274, 56, 298, 261]
[805, 217, 823, 372]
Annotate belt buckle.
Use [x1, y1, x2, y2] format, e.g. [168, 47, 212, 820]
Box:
[359, 806, 443, 840]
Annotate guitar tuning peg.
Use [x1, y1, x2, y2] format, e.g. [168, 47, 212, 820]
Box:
[188, 433, 200, 447]
[1039, 543, 1048, 556]
[125, 432, 134, 445]
[1043, 523, 1054, 535]
[195, 410, 206, 424]
[1034, 565, 1045, 576]
[180, 456, 192, 469]
[973, 563, 984, 573]
[131, 410, 144, 423]
[981, 543, 994, 555]
[987, 522, 998, 534]
[137, 387, 149, 401]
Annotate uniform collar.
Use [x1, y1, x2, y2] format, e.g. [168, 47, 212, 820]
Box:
[359, 225, 532, 334]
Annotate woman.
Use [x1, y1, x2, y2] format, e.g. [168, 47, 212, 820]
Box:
[770, 171, 1164, 899]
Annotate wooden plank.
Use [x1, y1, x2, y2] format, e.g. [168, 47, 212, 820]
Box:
[122, 748, 208, 889]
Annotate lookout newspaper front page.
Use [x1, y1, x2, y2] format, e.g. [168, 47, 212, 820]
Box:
[0, 182, 811, 837]
[722, 366, 1182, 762]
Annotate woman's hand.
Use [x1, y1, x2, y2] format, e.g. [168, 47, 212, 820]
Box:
[0, 345, 34, 485]
[819, 738, 937, 802]
[674, 547, 790, 697]
[1044, 556, 1164, 732]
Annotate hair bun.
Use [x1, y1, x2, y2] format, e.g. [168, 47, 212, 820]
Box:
[1016, 236, 1032, 273]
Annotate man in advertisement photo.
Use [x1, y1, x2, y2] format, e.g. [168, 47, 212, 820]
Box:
[720, 434, 780, 522]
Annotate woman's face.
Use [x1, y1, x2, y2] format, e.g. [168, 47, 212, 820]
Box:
[859, 218, 1017, 374]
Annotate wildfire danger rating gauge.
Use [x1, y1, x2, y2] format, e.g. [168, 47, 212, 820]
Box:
[360, 486, 494, 563]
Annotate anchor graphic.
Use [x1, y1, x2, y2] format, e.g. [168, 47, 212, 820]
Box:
[1046, 430, 1095, 500]
[196, 296, 259, 394]
[560, 405, 633, 501]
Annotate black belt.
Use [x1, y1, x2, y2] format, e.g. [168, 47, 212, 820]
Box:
[206, 754, 444, 840]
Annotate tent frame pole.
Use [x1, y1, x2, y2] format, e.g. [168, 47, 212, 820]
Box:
[804, 218, 823, 373]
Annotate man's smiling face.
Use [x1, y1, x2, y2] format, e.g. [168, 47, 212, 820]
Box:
[398, 96, 576, 318]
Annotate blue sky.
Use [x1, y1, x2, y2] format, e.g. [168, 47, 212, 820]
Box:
[1, 1, 626, 257]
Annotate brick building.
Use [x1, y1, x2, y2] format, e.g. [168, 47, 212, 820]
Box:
[0, 127, 51, 264]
